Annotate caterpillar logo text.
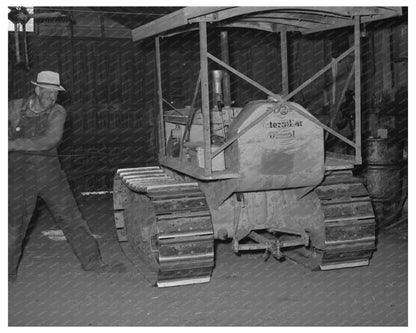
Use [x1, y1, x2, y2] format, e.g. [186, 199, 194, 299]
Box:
[265, 119, 303, 129]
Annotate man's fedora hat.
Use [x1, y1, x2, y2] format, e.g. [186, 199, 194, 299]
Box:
[31, 71, 66, 91]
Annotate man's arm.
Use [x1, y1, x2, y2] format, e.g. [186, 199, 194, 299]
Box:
[9, 106, 67, 152]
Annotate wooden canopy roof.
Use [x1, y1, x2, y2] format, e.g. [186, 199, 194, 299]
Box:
[131, 6, 402, 41]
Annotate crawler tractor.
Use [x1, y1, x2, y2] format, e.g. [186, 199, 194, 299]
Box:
[113, 7, 402, 287]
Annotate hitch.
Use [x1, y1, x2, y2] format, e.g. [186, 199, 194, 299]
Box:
[233, 230, 309, 260]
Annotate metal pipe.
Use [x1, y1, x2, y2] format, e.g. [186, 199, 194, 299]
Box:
[212, 70, 224, 105]
[220, 31, 232, 107]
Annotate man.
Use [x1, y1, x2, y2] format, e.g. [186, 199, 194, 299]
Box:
[8, 71, 125, 281]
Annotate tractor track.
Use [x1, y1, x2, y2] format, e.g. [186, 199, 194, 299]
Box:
[113, 166, 214, 287]
[113, 167, 376, 287]
[316, 170, 376, 269]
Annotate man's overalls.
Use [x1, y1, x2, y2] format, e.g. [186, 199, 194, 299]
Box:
[8, 97, 102, 276]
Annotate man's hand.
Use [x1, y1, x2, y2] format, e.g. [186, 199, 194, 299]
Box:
[7, 106, 66, 152]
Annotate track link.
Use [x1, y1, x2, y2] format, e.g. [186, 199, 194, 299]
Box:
[315, 170, 376, 269]
[113, 166, 214, 287]
[284, 170, 376, 270]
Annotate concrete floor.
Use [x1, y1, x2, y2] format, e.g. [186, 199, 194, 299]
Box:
[8, 194, 408, 326]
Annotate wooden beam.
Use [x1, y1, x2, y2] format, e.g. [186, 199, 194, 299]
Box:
[239, 17, 331, 30]
[212, 6, 402, 22]
[331, 58, 338, 105]
[277, 6, 401, 16]
[280, 29, 289, 95]
[326, 63, 355, 141]
[219, 22, 302, 33]
[182, 71, 201, 143]
[248, 12, 352, 25]
[132, 7, 231, 41]
[167, 11, 402, 37]
[212, 94, 356, 158]
[381, 26, 393, 93]
[303, 10, 403, 35]
[207, 52, 282, 99]
[155, 37, 166, 157]
[132, 9, 186, 41]
[354, 16, 362, 165]
[132, 7, 402, 41]
[199, 22, 212, 176]
[286, 46, 354, 100]
[212, 7, 289, 21]
[208, 53, 356, 158]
